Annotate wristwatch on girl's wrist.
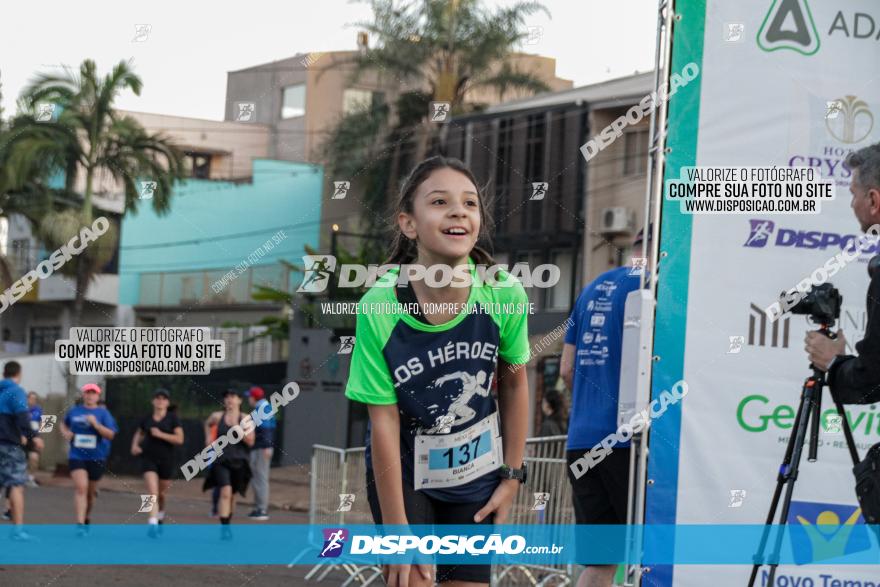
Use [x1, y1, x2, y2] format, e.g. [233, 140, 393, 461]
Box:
[498, 463, 528, 484]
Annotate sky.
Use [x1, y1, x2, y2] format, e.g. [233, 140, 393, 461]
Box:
[0, 0, 657, 120]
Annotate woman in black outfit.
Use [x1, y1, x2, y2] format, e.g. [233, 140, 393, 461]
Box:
[131, 388, 184, 537]
[202, 389, 254, 539]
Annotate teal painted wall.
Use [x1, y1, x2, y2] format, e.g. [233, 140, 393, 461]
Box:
[119, 159, 323, 305]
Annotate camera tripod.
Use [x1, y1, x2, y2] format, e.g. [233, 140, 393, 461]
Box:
[748, 325, 861, 587]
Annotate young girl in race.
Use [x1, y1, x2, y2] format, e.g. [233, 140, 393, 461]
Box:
[202, 389, 254, 539]
[130, 388, 184, 537]
[60, 383, 118, 537]
[345, 156, 531, 587]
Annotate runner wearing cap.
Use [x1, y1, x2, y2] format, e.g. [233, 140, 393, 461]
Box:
[60, 383, 118, 537]
[131, 388, 183, 537]
[245, 386, 275, 521]
[202, 389, 254, 539]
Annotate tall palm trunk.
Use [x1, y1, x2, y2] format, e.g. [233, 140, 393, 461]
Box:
[67, 165, 95, 400]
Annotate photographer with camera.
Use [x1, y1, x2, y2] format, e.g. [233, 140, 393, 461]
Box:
[805, 144, 880, 403]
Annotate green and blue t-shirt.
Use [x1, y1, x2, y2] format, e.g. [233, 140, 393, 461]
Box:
[345, 262, 531, 503]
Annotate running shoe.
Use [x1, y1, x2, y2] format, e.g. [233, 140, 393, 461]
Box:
[10, 529, 38, 542]
[247, 509, 269, 521]
[1, 510, 11, 521]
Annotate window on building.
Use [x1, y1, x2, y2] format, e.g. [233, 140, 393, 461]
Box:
[342, 88, 384, 115]
[494, 119, 513, 232]
[547, 250, 574, 311]
[11, 239, 31, 276]
[281, 84, 306, 119]
[524, 114, 546, 232]
[623, 129, 649, 176]
[215, 327, 243, 366]
[184, 152, 213, 179]
[29, 326, 60, 354]
[515, 251, 543, 308]
[247, 326, 273, 363]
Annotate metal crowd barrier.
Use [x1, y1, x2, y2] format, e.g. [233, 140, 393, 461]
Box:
[304, 436, 574, 586]
[299, 445, 382, 585]
[494, 435, 573, 586]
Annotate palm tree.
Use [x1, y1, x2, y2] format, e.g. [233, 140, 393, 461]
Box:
[6, 59, 185, 326]
[245, 242, 374, 347]
[321, 0, 551, 239]
[0, 80, 58, 291]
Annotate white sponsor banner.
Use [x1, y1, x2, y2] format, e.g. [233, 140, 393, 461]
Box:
[665, 1, 880, 585]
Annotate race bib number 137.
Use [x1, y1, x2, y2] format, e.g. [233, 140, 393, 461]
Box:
[413, 413, 503, 490]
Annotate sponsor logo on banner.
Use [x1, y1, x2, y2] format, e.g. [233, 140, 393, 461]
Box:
[758, 2, 880, 57]
[787, 501, 870, 564]
[744, 219, 775, 248]
[825, 95, 874, 144]
[319, 528, 348, 558]
[757, 0, 820, 56]
[741, 219, 880, 257]
[736, 394, 880, 436]
[748, 303, 790, 348]
[788, 94, 874, 186]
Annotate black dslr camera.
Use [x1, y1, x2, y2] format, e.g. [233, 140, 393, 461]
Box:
[789, 282, 842, 325]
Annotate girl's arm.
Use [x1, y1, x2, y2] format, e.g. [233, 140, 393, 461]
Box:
[367, 404, 408, 525]
[497, 360, 529, 476]
[475, 360, 530, 524]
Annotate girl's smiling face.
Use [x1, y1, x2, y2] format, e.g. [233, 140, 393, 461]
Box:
[399, 167, 481, 264]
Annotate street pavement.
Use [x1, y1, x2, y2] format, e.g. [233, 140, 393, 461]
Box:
[0, 481, 347, 587]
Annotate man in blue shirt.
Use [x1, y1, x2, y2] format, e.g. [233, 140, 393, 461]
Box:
[561, 229, 649, 587]
[245, 386, 276, 521]
[0, 361, 38, 540]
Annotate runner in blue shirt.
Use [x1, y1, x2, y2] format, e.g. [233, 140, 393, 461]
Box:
[60, 383, 118, 536]
[560, 227, 650, 587]
[26, 392, 44, 486]
[0, 361, 38, 540]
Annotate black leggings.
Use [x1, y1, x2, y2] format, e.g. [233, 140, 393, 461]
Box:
[365, 468, 495, 584]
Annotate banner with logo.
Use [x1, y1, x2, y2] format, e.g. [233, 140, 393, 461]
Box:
[646, 1, 880, 585]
